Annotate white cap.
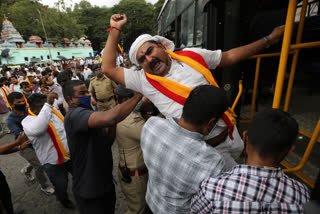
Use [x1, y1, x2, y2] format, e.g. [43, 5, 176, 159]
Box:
[129, 34, 175, 65]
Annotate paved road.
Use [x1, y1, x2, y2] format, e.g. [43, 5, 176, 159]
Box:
[0, 133, 127, 214]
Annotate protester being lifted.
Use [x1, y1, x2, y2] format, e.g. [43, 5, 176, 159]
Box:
[102, 14, 285, 170]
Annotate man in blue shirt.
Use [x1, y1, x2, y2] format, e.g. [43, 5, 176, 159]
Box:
[64, 80, 142, 214]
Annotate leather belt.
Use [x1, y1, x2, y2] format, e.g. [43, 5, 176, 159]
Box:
[118, 165, 148, 177]
[97, 96, 114, 103]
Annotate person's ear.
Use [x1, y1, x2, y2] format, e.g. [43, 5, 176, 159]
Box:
[206, 117, 217, 134]
[242, 130, 248, 142]
[66, 96, 73, 104]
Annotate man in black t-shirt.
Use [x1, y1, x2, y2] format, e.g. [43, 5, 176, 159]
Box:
[63, 80, 142, 214]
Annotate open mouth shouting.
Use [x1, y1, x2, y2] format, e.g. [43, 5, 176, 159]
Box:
[149, 58, 162, 72]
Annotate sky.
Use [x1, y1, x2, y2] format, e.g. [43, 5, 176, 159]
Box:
[40, 0, 158, 8]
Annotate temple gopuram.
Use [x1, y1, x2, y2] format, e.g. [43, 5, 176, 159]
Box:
[0, 17, 94, 66]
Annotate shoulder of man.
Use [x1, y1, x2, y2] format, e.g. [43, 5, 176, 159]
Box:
[143, 116, 167, 132]
[90, 76, 97, 81]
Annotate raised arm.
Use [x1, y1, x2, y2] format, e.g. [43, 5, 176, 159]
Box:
[218, 25, 285, 67]
[102, 14, 127, 86]
[88, 93, 142, 129]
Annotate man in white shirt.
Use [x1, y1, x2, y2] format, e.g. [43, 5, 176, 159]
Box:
[22, 93, 74, 209]
[0, 77, 10, 108]
[9, 76, 21, 92]
[102, 14, 284, 169]
[83, 65, 92, 80]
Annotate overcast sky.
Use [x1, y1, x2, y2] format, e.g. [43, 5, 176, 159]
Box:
[40, 0, 158, 8]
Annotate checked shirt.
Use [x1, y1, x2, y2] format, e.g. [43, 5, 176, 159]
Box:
[191, 165, 310, 213]
[141, 117, 225, 214]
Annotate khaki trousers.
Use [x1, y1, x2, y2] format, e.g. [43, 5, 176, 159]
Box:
[119, 170, 148, 214]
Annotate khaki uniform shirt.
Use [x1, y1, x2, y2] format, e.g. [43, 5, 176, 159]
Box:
[116, 111, 146, 169]
[88, 75, 117, 101]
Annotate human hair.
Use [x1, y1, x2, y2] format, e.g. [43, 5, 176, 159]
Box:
[62, 80, 84, 102]
[27, 93, 47, 109]
[64, 68, 73, 79]
[20, 81, 29, 89]
[0, 77, 7, 84]
[7, 92, 23, 104]
[20, 69, 27, 75]
[114, 85, 134, 103]
[57, 71, 71, 85]
[9, 76, 17, 80]
[41, 70, 48, 76]
[31, 80, 38, 85]
[182, 85, 228, 126]
[53, 71, 59, 78]
[247, 109, 299, 161]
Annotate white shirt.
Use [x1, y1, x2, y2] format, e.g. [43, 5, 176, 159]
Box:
[116, 55, 123, 66]
[124, 48, 244, 169]
[0, 86, 10, 108]
[83, 68, 92, 80]
[10, 84, 21, 93]
[22, 103, 69, 165]
[124, 48, 222, 119]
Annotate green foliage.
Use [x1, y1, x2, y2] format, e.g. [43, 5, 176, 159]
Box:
[0, 0, 166, 51]
[111, 0, 157, 51]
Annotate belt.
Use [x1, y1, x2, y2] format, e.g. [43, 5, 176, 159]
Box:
[97, 96, 114, 103]
[118, 165, 148, 177]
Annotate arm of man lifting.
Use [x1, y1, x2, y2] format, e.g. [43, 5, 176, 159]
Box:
[88, 92, 142, 129]
[218, 25, 285, 67]
[102, 14, 127, 86]
[0, 132, 30, 154]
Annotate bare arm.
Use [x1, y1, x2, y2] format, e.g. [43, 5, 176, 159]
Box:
[0, 132, 30, 154]
[219, 25, 285, 67]
[88, 93, 142, 128]
[89, 92, 97, 106]
[102, 14, 127, 86]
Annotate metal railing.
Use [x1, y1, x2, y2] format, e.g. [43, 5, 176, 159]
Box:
[240, 0, 320, 188]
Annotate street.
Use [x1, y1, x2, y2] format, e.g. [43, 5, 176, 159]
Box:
[0, 133, 127, 214]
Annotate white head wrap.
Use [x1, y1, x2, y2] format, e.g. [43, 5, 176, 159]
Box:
[129, 34, 175, 65]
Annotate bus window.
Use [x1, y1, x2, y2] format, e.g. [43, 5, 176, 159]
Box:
[180, 2, 195, 47]
[195, 1, 204, 46]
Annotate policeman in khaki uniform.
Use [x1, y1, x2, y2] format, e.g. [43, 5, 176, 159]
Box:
[115, 85, 148, 214]
[88, 65, 117, 111]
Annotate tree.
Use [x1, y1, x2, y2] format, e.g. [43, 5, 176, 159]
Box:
[75, 5, 112, 51]
[154, 0, 165, 17]
[111, 0, 157, 51]
[0, 0, 85, 42]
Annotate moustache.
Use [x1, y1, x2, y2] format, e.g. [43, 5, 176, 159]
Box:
[149, 58, 161, 70]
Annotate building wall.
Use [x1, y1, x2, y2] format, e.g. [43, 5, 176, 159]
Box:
[0, 47, 94, 65]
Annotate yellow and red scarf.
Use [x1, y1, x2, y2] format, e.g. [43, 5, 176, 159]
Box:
[28, 108, 70, 165]
[1, 86, 11, 109]
[145, 50, 236, 139]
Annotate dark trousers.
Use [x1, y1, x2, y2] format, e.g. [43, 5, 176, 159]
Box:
[0, 171, 13, 214]
[42, 161, 72, 203]
[74, 183, 116, 214]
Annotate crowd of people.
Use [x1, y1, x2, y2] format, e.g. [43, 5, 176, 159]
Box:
[0, 13, 318, 214]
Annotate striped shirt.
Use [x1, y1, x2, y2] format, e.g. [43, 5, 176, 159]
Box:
[191, 165, 310, 214]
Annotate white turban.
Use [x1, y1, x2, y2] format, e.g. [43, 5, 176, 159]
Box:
[129, 34, 175, 65]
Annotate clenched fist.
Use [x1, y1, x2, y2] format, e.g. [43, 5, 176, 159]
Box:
[110, 14, 127, 31]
